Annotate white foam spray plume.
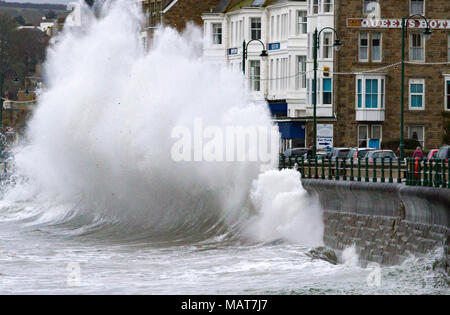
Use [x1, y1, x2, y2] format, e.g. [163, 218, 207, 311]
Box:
[246, 169, 324, 246]
[341, 245, 360, 267]
[2, 0, 324, 245]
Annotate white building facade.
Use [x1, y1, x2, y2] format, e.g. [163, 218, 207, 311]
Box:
[202, 0, 336, 151]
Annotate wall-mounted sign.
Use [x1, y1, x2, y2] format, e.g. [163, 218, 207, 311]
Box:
[317, 124, 333, 150]
[348, 18, 450, 29]
[268, 43, 280, 51]
[228, 48, 238, 55]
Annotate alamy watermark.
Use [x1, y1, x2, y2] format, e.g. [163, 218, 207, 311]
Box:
[171, 118, 279, 168]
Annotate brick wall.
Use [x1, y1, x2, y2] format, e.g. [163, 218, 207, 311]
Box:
[302, 179, 449, 269]
[335, 0, 450, 149]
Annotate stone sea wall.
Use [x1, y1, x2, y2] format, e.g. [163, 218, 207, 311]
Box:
[301, 180, 449, 268]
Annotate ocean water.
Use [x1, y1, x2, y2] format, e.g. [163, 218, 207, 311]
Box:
[0, 0, 447, 295]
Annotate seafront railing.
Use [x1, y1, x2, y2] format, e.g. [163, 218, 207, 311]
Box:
[279, 155, 450, 189]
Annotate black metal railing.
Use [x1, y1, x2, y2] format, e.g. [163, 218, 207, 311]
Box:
[279, 155, 449, 189]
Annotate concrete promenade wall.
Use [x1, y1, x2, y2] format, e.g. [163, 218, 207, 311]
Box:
[302, 180, 449, 268]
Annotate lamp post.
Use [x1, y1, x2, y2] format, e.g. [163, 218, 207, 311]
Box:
[312, 27, 342, 157]
[400, 15, 432, 160]
[241, 39, 268, 75]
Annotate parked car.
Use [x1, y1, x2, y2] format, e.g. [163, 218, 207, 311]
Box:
[435, 145, 450, 162]
[283, 148, 309, 160]
[347, 148, 377, 162]
[330, 147, 351, 160]
[301, 151, 327, 162]
[366, 150, 398, 164]
[427, 149, 439, 160]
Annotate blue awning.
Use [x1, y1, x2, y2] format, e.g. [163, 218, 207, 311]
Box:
[276, 122, 306, 139]
[268, 103, 287, 115]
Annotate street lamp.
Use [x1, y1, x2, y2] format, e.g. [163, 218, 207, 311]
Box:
[400, 15, 432, 160]
[312, 27, 342, 157]
[241, 39, 268, 75]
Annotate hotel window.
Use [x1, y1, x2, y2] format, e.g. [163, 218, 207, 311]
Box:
[323, 0, 333, 13]
[410, 33, 424, 61]
[359, 32, 369, 61]
[296, 56, 307, 90]
[408, 126, 424, 148]
[356, 76, 385, 109]
[410, 0, 424, 15]
[297, 11, 307, 35]
[409, 79, 425, 110]
[322, 32, 333, 59]
[445, 78, 450, 110]
[323, 78, 332, 105]
[358, 125, 369, 148]
[250, 60, 261, 92]
[212, 23, 222, 45]
[371, 32, 382, 62]
[363, 0, 379, 14]
[250, 18, 261, 40]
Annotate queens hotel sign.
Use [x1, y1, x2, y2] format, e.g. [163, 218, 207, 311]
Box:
[348, 18, 450, 29]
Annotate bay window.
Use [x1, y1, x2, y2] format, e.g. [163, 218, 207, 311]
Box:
[323, 78, 332, 104]
[212, 23, 222, 45]
[250, 60, 261, 92]
[296, 56, 307, 90]
[297, 11, 307, 35]
[250, 18, 261, 40]
[356, 76, 385, 109]
[322, 32, 333, 59]
[323, 0, 333, 13]
[307, 78, 333, 105]
[312, 0, 319, 14]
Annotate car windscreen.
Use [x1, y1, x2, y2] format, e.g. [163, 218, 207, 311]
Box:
[337, 150, 350, 158]
[372, 152, 395, 159]
[357, 149, 373, 159]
